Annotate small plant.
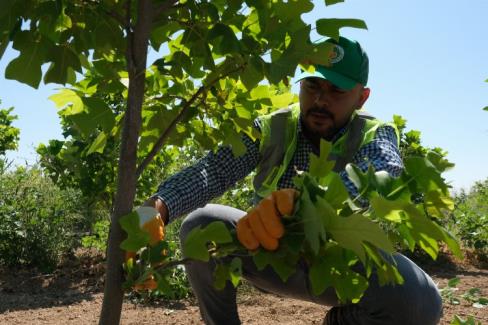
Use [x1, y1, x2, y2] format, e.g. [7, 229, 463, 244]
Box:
[82, 219, 110, 252]
[449, 179, 488, 261]
[440, 277, 487, 308]
[0, 166, 84, 271]
[450, 315, 483, 325]
[440, 277, 462, 305]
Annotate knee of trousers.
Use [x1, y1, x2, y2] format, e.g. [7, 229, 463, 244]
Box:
[178, 205, 238, 247]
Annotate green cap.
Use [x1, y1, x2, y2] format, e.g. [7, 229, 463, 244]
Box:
[297, 37, 369, 90]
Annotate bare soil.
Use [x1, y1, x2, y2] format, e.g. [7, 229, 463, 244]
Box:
[0, 249, 486, 325]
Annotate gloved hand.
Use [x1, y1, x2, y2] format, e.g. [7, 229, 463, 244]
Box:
[125, 206, 165, 291]
[236, 188, 298, 251]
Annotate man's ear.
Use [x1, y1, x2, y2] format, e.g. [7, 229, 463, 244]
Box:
[357, 87, 370, 109]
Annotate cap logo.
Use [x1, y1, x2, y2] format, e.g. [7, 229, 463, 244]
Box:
[328, 44, 344, 64]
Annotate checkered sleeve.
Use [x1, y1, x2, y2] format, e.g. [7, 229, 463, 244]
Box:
[153, 129, 261, 223]
[339, 125, 404, 199]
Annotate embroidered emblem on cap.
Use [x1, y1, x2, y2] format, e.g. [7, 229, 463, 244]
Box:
[329, 44, 344, 64]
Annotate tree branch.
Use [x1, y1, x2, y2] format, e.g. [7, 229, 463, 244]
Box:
[135, 63, 246, 178]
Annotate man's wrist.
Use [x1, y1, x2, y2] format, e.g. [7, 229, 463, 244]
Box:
[144, 197, 169, 224]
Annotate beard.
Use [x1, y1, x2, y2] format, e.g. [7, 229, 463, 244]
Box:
[302, 107, 338, 141]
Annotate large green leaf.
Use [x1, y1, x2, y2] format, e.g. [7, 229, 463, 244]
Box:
[370, 193, 405, 223]
[403, 205, 462, 259]
[49, 89, 84, 115]
[424, 189, 454, 218]
[86, 131, 107, 155]
[213, 257, 242, 290]
[5, 31, 51, 88]
[309, 139, 335, 178]
[120, 211, 150, 251]
[252, 249, 298, 282]
[183, 221, 233, 262]
[320, 172, 349, 209]
[404, 156, 449, 193]
[44, 45, 82, 85]
[308, 245, 368, 302]
[328, 213, 395, 262]
[316, 19, 368, 41]
[297, 186, 328, 254]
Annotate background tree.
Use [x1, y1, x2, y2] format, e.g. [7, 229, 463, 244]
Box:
[0, 101, 20, 155]
[0, 101, 20, 172]
[0, 0, 368, 323]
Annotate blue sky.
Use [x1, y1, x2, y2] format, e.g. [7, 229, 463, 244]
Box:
[1, 0, 487, 191]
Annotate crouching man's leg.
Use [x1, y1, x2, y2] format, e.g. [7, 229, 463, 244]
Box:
[179, 204, 245, 325]
[318, 253, 443, 325]
[179, 204, 318, 325]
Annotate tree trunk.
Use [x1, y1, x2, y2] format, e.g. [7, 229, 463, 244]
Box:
[99, 1, 152, 324]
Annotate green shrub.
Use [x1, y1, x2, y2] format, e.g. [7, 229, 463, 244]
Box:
[0, 166, 84, 271]
[449, 179, 488, 260]
[81, 219, 110, 252]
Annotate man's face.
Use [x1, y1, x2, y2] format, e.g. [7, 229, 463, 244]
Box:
[299, 77, 370, 141]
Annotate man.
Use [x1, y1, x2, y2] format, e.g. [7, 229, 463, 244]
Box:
[145, 37, 443, 324]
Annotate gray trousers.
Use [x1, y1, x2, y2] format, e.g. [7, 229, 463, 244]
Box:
[179, 204, 443, 325]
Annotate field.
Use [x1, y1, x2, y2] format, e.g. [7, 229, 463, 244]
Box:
[1, 249, 486, 325]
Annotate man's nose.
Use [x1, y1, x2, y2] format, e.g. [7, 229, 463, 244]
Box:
[314, 89, 330, 105]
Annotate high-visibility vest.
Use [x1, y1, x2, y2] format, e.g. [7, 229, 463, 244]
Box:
[253, 105, 399, 200]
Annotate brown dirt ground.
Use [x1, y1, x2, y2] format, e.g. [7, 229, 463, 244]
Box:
[0, 249, 486, 325]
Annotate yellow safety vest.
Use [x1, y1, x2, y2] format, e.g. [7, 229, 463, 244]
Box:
[253, 105, 399, 200]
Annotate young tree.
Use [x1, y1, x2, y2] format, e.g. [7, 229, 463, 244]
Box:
[0, 102, 20, 156]
[0, 0, 366, 323]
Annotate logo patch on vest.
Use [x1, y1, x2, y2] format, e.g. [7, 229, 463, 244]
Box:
[329, 44, 344, 64]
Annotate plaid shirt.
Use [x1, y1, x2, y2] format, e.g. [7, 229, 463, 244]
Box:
[155, 116, 403, 223]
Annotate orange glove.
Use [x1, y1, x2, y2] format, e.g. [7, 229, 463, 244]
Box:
[125, 206, 165, 291]
[236, 188, 298, 251]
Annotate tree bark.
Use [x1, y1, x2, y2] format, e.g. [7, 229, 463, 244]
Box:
[99, 0, 153, 324]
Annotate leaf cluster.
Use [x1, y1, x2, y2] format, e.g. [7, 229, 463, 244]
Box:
[0, 101, 20, 156]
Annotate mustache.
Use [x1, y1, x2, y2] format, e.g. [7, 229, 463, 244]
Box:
[307, 106, 334, 119]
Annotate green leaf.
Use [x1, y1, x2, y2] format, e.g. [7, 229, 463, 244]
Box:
[325, 0, 344, 5]
[328, 213, 395, 262]
[345, 163, 369, 194]
[448, 277, 461, 288]
[308, 245, 368, 302]
[213, 257, 242, 290]
[426, 151, 455, 172]
[241, 57, 264, 91]
[320, 172, 349, 208]
[120, 211, 150, 251]
[207, 23, 240, 55]
[86, 131, 107, 155]
[82, 97, 116, 132]
[44, 45, 82, 85]
[5, 31, 51, 88]
[252, 250, 298, 282]
[309, 139, 334, 178]
[403, 205, 462, 259]
[49, 89, 84, 115]
[297, 185, 328, 254]
[404, 156, 449, 193]
[270, 93, 296, 108]
[222, 130, 247, 157]
[316, 19, 368, 41]
[483, 106, 488, 111]
[424, 189, 454, 217]
[183, 221, 233, 262]
[370, 193, 405, 223]
[250, 85, 270, 99]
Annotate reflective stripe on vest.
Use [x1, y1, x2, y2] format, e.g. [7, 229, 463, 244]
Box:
[253, 105, 398, 201]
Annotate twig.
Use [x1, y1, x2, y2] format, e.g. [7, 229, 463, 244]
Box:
[135, 63, 246, 178]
